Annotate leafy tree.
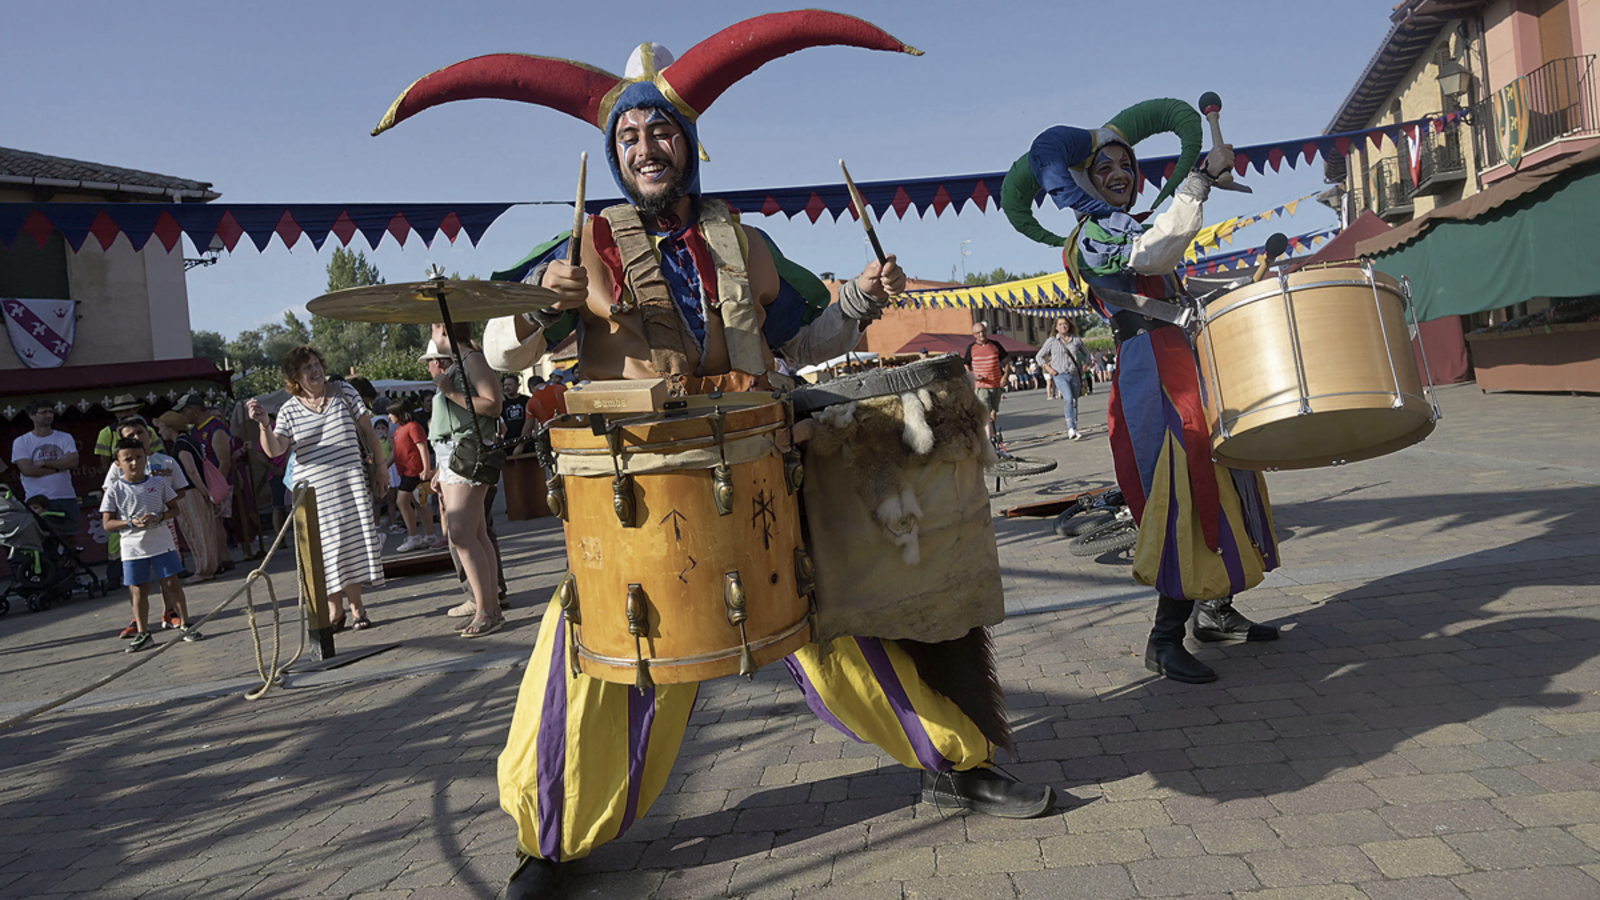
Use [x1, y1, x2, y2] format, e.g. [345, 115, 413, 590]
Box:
[963, 267, 1052, 286]
[191, 329, 227, 367]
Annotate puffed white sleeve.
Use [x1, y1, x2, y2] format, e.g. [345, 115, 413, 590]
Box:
[1127, 173, 1210, 275]
[483, 315, 547, 373]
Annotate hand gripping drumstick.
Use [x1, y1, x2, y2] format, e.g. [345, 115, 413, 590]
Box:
[840, 160, 888, 264]
[1197, 92, 1251, 193]
[1253, 232, 1290, 283]
[568, 152, 587, 265]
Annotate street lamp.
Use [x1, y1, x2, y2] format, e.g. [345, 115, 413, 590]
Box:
[1438, 59, 1471, 98]
[960, 240, 971, 281]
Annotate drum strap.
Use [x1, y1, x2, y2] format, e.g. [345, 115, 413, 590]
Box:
[600, 201, 769, 382]
[602, 203, 696, 378]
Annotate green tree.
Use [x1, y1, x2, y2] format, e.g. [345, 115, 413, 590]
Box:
[963, 267, 1052, 286]
[191, 329, 227, 367]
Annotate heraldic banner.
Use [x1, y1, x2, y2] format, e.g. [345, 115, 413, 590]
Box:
[4, 299, 78, 368]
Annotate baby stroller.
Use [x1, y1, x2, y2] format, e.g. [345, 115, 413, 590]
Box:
[1, 486, 104, 614]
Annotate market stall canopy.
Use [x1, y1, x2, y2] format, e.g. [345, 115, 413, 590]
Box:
[1361, 143, 1600, 320]
[896, 332, 1037, 356]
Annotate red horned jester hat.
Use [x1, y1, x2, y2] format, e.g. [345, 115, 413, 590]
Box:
[372, 10, 921, 196]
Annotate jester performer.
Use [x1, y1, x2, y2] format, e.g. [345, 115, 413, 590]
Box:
[373, 12, 1052, 899]
[1001, 100, 1281, 686]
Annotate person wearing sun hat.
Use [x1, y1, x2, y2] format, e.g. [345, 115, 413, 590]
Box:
[95, 395, 166, 461]
[376, 13, 1053, 898]
[1003, 99, 1281, 687]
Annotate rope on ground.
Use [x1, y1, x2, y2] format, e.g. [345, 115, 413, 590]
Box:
[241, 488, 313, 701]
[0, 490, 310, 733]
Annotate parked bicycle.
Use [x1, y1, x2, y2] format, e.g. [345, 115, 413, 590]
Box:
[1053, 486, 1139, 558]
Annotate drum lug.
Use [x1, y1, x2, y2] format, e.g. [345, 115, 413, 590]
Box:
[547, 473, 567, 521]
[613, 474, 637, 527]
[712, 463, 735, 516]
[783, 449, 804, 495]
[626, 583, 654, 693]
[1391, 396, 1406, 410]
[723, 571, 748, 626]
[794, 548, 819, 643]
[557, 572, 581, 678]
[556, 572, 581, 624]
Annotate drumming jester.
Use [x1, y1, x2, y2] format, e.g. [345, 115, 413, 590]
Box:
[1002, 98, 1281, 686]
[373, 12, 1052, 899]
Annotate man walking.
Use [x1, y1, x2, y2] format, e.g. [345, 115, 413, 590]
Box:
[961, 321, 1008, 444]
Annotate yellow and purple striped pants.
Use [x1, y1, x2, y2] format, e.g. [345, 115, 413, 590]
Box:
[498, 605, 994, 861]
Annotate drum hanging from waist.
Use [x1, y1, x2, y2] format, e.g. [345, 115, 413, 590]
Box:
[790, 354, 1006, 645]
[1195, 264, 1440, 470]
[548, 392, 811, 686]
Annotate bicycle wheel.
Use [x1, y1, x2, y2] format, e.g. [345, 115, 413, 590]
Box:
[988, 456, 1058, 478]
[1067, 522, 1140, 557]
[1055, 510, 1115, 538]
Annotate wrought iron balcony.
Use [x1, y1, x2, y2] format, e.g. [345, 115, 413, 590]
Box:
[1412, 125, 1467, 196]
[1471, 55, 1599, 170]
[1371, 156, 1414, 221]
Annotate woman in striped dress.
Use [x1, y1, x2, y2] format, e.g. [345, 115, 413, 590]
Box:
[246, 345, 387, 629]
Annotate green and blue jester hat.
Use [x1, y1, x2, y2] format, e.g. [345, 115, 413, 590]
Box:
[1000, 98, 1204, 247]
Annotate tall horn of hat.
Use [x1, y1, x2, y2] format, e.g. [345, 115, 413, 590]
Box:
[1000, 98, 1204, 248]
[372, 10, 920, 137]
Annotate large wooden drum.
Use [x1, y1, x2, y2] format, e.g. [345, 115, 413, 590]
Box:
[1195, 264, 1440, 470]
[547, 393, 812, 686]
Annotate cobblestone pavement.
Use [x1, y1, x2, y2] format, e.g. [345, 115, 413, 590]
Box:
[1, 382, 1597, 899]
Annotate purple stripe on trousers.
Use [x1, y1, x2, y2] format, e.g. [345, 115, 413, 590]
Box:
[1155, 435, 1187, 599]
[618, 683, 656, 836]
[784, 655, 864, 743]
[853, 637, 954, 773]
[1216, 505, 1248, 595]
[535, 615, 570, 861]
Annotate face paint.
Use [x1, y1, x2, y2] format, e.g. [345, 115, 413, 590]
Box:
[1090, 144, 1137, 209]
[614, 107, 691, 219]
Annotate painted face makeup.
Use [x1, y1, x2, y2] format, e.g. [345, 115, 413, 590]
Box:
[1090, 144, 1137, 209]
[614, 107, 690, 217]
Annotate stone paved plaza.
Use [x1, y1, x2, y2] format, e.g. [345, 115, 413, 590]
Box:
[1, 382, 1597, 899]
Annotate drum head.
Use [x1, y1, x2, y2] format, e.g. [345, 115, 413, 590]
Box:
[1214, 410, 1435, 470]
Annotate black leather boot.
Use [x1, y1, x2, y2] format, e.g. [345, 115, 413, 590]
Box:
[1193, 596, 1279, 643]
[506, 854, 569, 900]
[921, 767, 1055, 818]
[1144, 595, 1217, 683]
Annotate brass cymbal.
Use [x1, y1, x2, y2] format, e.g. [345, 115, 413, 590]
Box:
[306, 279, 560, 324]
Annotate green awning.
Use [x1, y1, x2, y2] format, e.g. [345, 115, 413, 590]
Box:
[1359, 143, 1600, 320]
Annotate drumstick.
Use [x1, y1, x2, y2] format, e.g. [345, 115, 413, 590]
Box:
[568, 152, 587, 265]
[1253, 233, 1290, 283]
[840, 160, 887, 265]
[1197, 92, 1241, 189]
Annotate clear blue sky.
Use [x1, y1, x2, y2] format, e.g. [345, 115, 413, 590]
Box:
[7, 0, 1402, 339]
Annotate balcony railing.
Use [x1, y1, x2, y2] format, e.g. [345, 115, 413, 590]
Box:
[1471, 54, 1599, 169]
[1413, 125, 1467, 196]
[1372, 156, 1415, 221]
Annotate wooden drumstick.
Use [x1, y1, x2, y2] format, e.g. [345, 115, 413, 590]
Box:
[1253, 233, 1290, 283]
[568, 152, 587, 265]
[840, 160, 887, 264]
[1197, 91, 1239, 188]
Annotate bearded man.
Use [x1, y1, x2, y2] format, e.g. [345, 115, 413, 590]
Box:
[374, 14, 1053, 900]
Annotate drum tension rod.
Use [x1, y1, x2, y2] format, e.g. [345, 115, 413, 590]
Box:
[626, 583, 654, 693]
[710, 406, 735, 517]
[723, 572, 756, 678]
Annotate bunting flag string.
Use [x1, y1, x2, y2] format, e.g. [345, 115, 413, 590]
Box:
[3, 113, 1462, 256]
[1184, 192, 1318, 260]
[1179, 227, 1338, 277]
[0, 202, 515, 254]
[892, 270, 1093, 312]
[587, 111, 1469, 222]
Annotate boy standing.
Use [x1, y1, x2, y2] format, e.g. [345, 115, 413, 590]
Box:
[100, 438, 202, 652]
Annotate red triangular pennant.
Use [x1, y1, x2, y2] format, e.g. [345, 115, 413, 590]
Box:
[22, 211, 55, 249]
[1268, 147, 1285, 172]
[931, 185, 952, 217]
[275, 211, 303, 250]
[438, 212, 462, 243]
[891, 187, 912, 218]
[215, 211, 244, 252]
[331, 211, 358, 246]
[90, 211, 122, 251]
[153, 212, 184, 253]
[969, 180, 991, 212]
[387, 213, 411, 248]
[760, 196, 782, 217]
[804, 193, 827, 223]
